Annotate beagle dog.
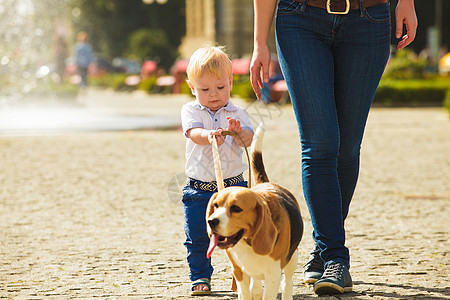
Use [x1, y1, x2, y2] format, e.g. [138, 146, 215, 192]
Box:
[206, 126, 303, 300]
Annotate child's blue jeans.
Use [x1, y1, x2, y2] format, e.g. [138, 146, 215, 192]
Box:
[182, 181, 247, 281]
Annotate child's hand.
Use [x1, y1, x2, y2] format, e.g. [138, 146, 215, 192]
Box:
[208, 128, 225, 146]
[226, 117, 242, 135]
[226, 117, 253, 147]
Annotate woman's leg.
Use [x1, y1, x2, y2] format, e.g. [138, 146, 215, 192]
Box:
[333, 4, 391, 220]
[276, 3, 348, 266]
[276, 1, 390, 267]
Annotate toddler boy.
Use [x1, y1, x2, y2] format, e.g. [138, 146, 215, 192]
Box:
[181, 46, 253, 295]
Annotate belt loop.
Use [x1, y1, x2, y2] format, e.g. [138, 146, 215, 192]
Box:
[359, 0, 364, 16]
[300, 0, 308, 12]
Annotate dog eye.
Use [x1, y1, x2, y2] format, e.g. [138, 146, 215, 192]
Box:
[230, 205, 242, 213]
[213, 203, 219, 208]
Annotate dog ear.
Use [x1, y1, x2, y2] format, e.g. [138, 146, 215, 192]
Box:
[250, 198, 277, 255]
[206, 192, 218, 220]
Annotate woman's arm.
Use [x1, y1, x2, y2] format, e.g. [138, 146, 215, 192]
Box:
[250, 0, 278, 99]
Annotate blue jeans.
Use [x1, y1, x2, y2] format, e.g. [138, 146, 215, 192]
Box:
[275, 0, 391, 268]
[77, 66, 88, 88]
[182, 181, 247, 281]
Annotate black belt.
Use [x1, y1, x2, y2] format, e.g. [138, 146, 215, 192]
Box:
[188, 174, 244, 192]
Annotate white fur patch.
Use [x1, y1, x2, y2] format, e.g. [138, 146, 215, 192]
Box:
[208, 207, 229, 235]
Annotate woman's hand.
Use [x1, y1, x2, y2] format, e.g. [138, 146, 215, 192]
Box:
[395, 0, 418, 50]
[250, 45, 271, 99]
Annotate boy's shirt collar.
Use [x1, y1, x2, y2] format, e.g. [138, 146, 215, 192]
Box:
[194, 99, 238, 113]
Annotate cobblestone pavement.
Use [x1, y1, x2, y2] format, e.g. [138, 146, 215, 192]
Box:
[1, 91, 449, 299]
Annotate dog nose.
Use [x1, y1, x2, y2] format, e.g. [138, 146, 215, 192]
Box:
[208, 218, 219, 229]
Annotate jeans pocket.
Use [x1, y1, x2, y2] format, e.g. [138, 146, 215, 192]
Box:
[277, 0, 301, 15]
[363, 3, 391, 23]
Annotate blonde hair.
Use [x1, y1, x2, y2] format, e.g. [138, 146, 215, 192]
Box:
[186, 46, 232, 84]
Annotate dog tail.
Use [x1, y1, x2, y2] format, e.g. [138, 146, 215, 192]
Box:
[250, 123, 269, 184]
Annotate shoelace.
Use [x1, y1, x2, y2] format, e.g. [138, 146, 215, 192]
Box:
[322, 263, 344, 279]
[304, 252, 324, 271]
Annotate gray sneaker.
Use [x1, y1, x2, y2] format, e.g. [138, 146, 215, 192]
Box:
[303, 245, 324, 284]
[313, 262, 353, 295]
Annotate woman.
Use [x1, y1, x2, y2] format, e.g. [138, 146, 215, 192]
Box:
[250, 0, 417, 295]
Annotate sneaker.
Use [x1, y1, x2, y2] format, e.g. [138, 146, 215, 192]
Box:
[313, 262, 352, 295]
[303, 245, 324, 284]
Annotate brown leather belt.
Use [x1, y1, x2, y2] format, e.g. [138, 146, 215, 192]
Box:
[293, 0, 388, 14]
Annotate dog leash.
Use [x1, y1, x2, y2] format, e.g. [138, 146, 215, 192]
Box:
[211, 136, 225, 191]
[211, 130, 252, 293]
[211, 130, 252, 191]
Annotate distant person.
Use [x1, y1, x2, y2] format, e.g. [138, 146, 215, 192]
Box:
[52, 31, 68, 83]
[180, 46, 254, 296]
[73, 31, 94, 88]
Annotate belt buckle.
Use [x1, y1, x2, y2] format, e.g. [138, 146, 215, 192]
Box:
[327, 0, 350, 14]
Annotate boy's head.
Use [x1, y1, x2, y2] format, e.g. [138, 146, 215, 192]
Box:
[186, 46, 233, 84]
[186, 46, 233, 113]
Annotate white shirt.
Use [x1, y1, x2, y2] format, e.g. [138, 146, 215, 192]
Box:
[181, 100, 253, 182]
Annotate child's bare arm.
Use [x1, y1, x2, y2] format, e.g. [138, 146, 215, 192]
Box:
[187, 128, 225, 146]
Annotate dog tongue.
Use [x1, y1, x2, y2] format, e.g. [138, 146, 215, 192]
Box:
[207, 234, 219, 259]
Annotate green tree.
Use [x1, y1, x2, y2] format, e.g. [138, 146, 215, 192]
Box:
[127, 28, 176, 70]
[383, 49, 427, 79]
[70, 0, 185, 67]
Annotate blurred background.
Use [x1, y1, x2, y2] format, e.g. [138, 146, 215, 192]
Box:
[0, 0, 450, 115]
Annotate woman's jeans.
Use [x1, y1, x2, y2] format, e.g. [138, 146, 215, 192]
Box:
[276, 0, 391, 268]
[182, 181, 247, 281]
